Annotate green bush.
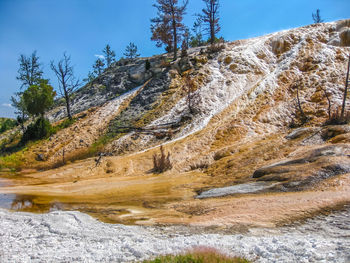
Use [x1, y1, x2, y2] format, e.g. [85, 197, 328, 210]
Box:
[21, 117, 53, 143]
[52, 117, 76, 132]
[145, 59, 151, 71]
[0, 118, 17, 134]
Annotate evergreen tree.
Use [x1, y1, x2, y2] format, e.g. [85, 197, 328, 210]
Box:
[151, 15, 173, 53]
[13, 51, 43, 131]
[10, 93, 27, 132]
[83, 71, 97, 84]
[183, 27, 190, 48]
[312, 9, 324, 24]
[124, 42, 140, 59]
[200, 0, 220, 45]
[190, 17, 204, 47]
[22, 79, 56, 118]
[16, 51, 43, 89]
[151, 0, 188, 60]
[102, 44, 116, 67]
[93, 58, 105, 76]
[21, 79, 56, 142]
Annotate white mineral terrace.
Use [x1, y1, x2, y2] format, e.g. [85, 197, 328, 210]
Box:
[0, 207, 349, 262]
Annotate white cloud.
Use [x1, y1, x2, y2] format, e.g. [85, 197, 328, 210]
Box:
[94, 54, 105, 60]
[1, 103, 12, 108]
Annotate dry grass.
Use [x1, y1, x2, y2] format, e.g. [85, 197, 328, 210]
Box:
[105, 160, 115, 174]
[224, 56, 233, 65]
[152, 145, 172, 173]
[142, 246, 250, 263]
[323, 108, 350, 126]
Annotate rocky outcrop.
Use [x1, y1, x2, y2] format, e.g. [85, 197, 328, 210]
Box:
[340, 29, 350, 46]
[253, 144, 350, 190]
[285, 127, 320, 140]
[328, 19, 350, 47]
[48, 55, 170, 122]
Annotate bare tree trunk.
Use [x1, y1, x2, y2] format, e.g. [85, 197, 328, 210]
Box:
[341, 54, 350, 119]
[323, 89, 332, 120]
[20, 111, 26, 133]
[172, 7, 177, 61]
[65, 93, 72, 120]
[173, 22, 177, 60]
[62, 148, 65, 165]
[296, 84, 307, 122]
[210, 2, 215, 44]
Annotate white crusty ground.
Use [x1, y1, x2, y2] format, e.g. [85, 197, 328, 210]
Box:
[0, 208, 349, 263]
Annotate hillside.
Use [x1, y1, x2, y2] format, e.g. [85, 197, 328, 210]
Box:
[0, 118, 16, 134]
[0, 19, 350, 229]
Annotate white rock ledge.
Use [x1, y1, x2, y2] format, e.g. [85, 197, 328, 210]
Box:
[0, 208, 349, 263]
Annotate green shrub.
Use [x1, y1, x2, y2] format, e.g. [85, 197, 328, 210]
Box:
[143, 247, 250, 263]
[21, 117, 53, 143]
[0, 118, 17, 134]
[145, 59, 151, 71]
[52, 117, 76, 133]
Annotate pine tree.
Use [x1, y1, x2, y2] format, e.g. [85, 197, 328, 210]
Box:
[200, 0, 220, 45]
[102, 44, 116, 67]
[124, 42, 140, 59]
[190, 18, 204, 47]
[14, 51, 43, 131]
[151, 0, 188, 60]
[10, 93, 27, 132]
[16, 51, 43, 89]
[312, 9, 324, 24]
[22, 79, 56, 118]
[93, 58, 105, 76]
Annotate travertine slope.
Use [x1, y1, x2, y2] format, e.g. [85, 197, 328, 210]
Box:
[1, 19, 350, 227]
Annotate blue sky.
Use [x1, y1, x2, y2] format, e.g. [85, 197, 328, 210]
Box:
[0, 0, 349, 118]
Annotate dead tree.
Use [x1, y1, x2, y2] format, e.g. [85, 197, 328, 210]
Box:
[51, 53, 81, 120]
[94, 152, 106, 167]
[340, 54, 350, 119]
[183, 74, 198, 114]
[62, 148, 66, 165]
[322, 88, 332, 120]
[295, 83, 307, 123]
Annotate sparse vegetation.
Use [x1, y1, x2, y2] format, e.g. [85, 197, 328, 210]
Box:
[145, 59, 151, 71]
[152, 145, 172, 173]
[323, 54, 350, 125]
[323, 107, 350, 126]
[124, 42, 140, 59]
[0, 118, 17, 134]
[142, 247, 250, 263]
[183, 73, 199, 114]
[93, 58, 105, 76]
[21, 117, 52, 143]
[206, 43, 225, 54]
[190, 17, 204, 48]
[103, 44, 116, 67]
[224, 56, 232, 65]
[312, 9, 324, 24]
[289, 80, 310, 127]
